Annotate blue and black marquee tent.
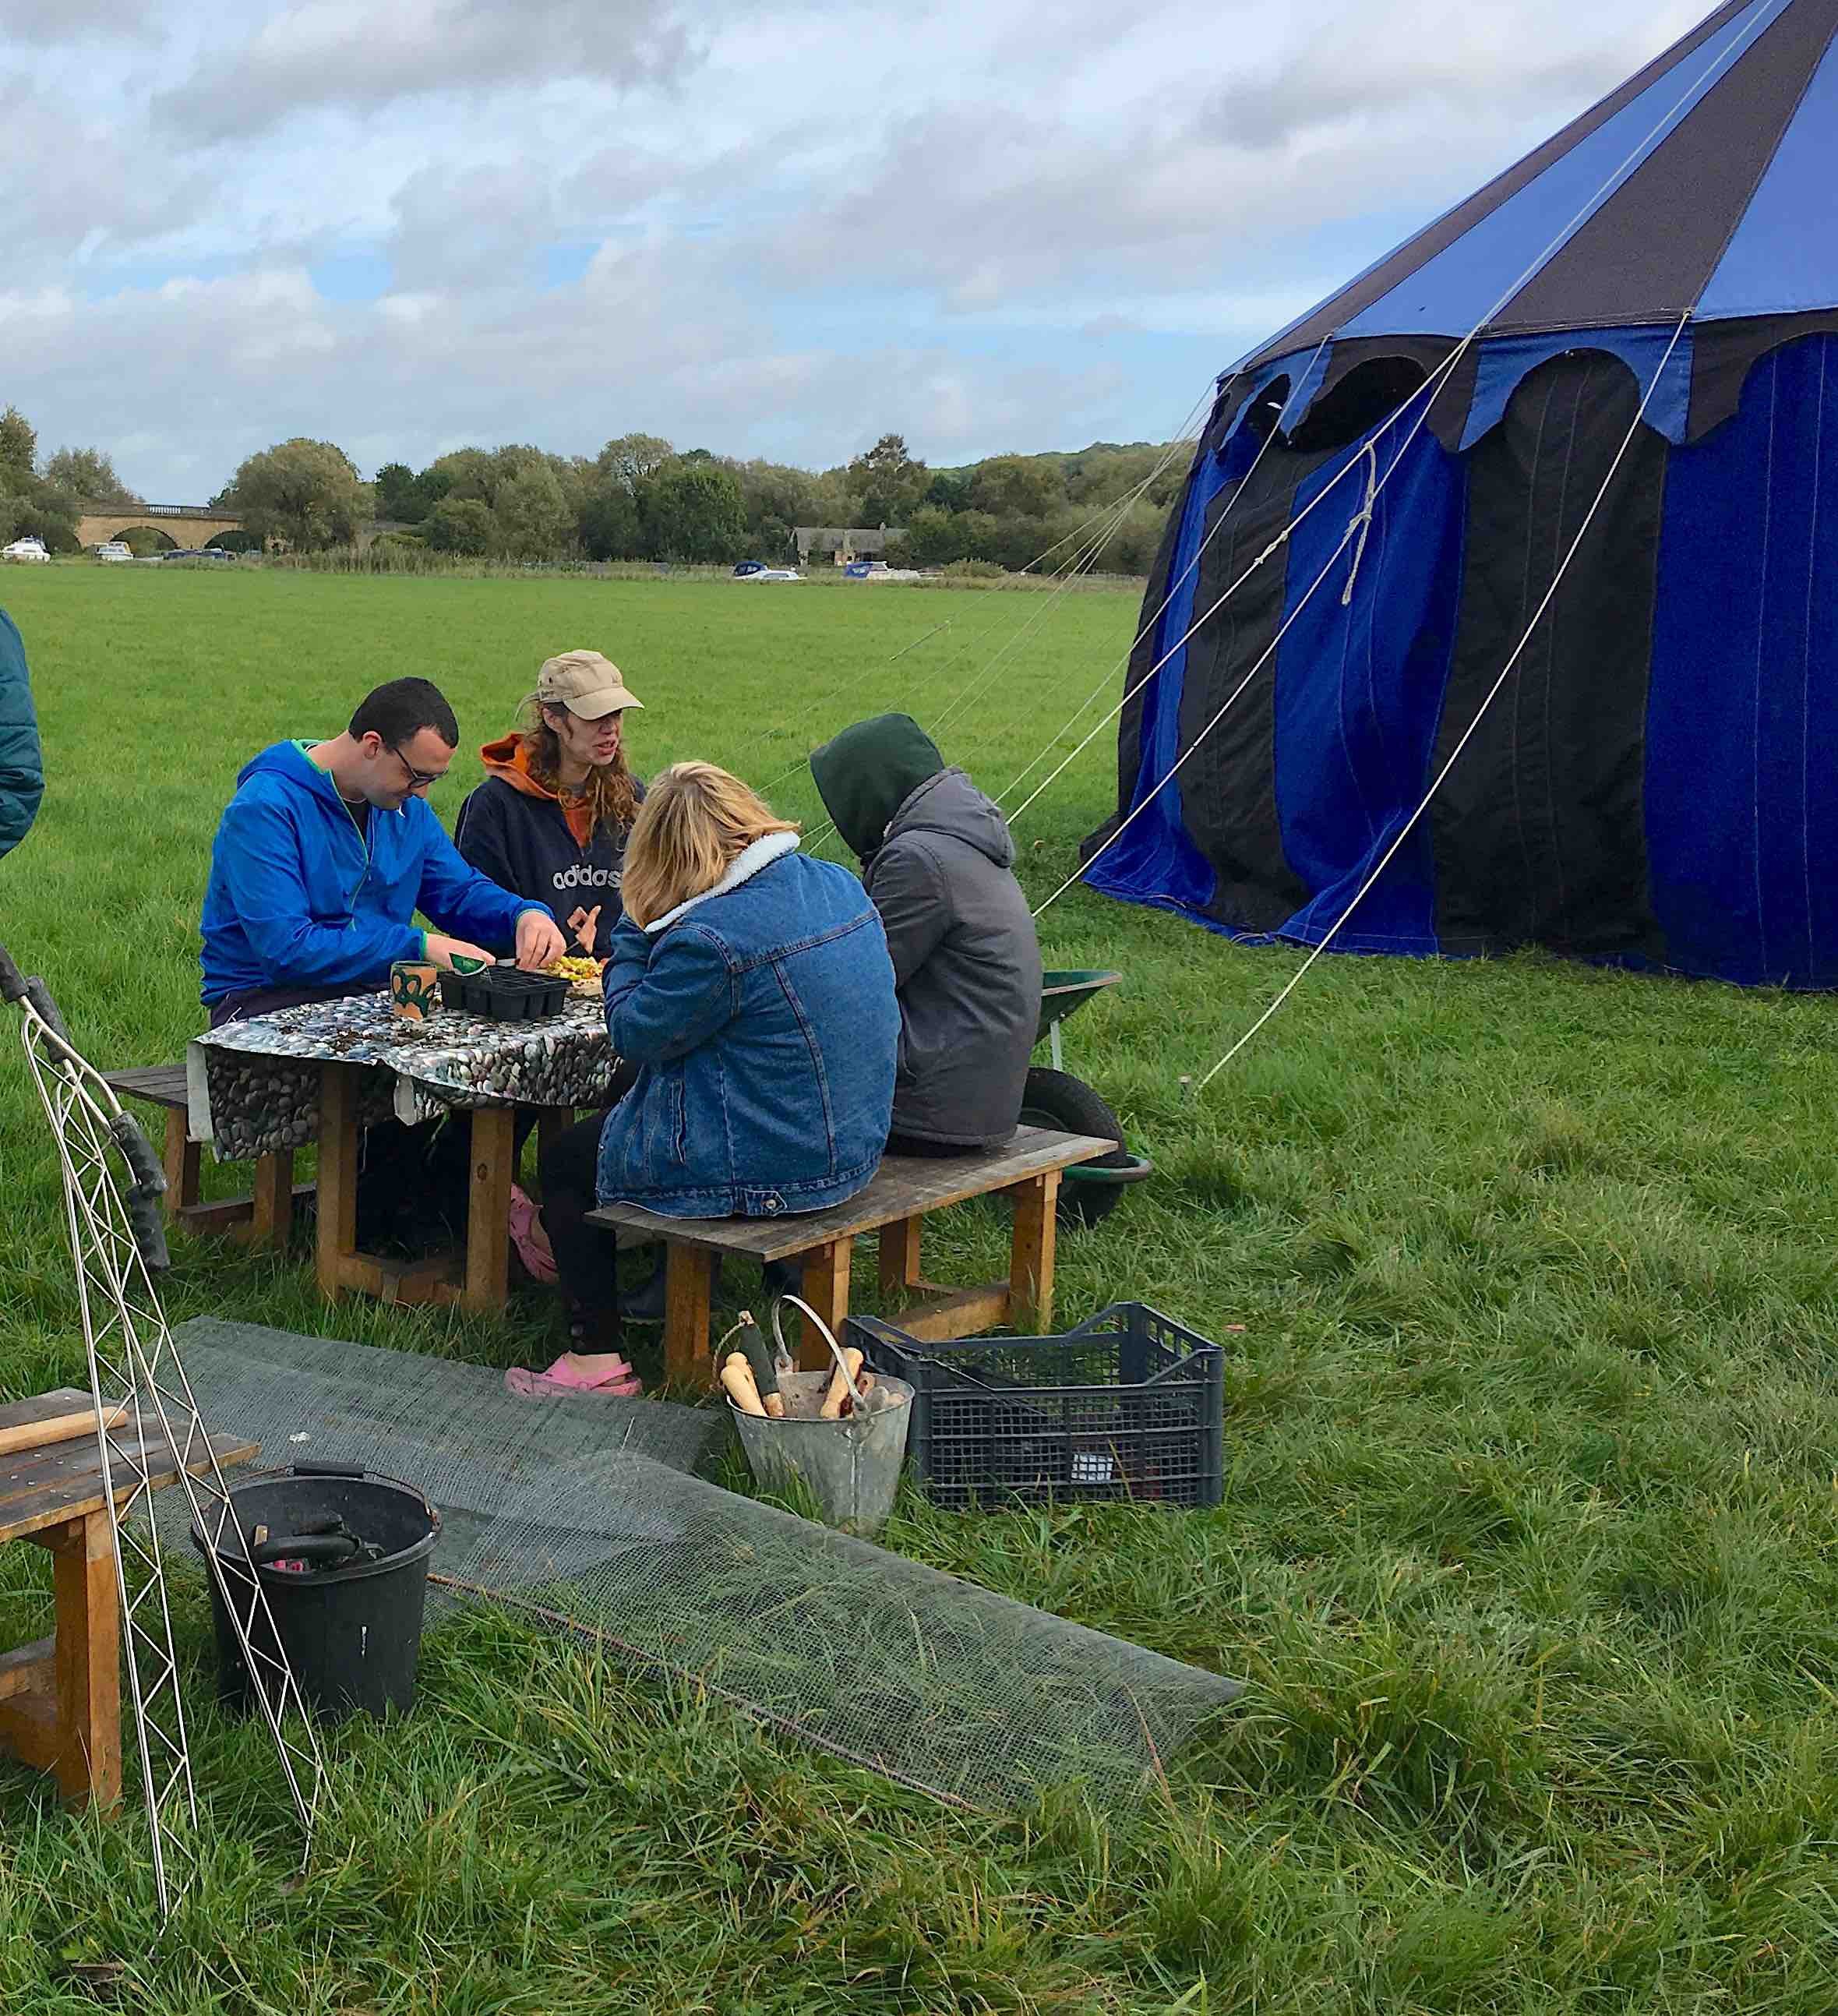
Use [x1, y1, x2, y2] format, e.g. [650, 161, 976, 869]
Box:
[1085, 0, 1838, 987]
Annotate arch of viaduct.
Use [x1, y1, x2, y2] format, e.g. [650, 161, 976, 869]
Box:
[75, 504, 252, 550]
[73, 505, 395, 553]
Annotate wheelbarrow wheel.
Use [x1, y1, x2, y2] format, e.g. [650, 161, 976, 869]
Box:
[1018, 1068, 1141, 1227]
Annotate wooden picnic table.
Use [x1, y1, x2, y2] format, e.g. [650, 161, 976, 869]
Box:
[185, 989, 621, 1316]
[0, 1389, 257, 1811]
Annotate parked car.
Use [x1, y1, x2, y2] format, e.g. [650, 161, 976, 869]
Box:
[93, 541, 133, 563]
[2, 537, 49, 563]
[732, 560, 767, 577]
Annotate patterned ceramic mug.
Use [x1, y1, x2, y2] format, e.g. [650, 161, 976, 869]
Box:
[390, 959, 441, 1022]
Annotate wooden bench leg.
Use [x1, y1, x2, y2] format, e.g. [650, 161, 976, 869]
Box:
[799, 1237, 854, 1372]
[877, 1216, 923, 1298]
[249, 1149, 295, 1247]
[51, 1510, 120, 1812]
[663, 1244, 715, 1389]
[0, 1516, 124, 1813]
[161, 1109, 200, 1221]
[462, 1106, 517, 1315]
[1008, 1170, 1060, 1336]
[316, 1062, 362, 1304]
[874, 1213, 1011, 1340]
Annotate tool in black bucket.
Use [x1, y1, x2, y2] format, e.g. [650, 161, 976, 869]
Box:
[196, 1460, 442, 1723]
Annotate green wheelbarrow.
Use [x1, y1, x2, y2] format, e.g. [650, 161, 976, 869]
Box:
[1019, 969, 1154, 1227]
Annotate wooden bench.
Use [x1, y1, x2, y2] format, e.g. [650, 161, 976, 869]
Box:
[0, 1389, 257, 1810]
[588, 1126, 1113, 1387]
[104, 1065, 312, 1247]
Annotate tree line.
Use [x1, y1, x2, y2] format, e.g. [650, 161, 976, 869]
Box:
[0, 403, 1188, 573]
[0, 406, 142, 549]
[358, 430, 1184, 572]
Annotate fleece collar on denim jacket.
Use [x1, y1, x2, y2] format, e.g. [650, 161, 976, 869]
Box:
[644, 831, 800, 934]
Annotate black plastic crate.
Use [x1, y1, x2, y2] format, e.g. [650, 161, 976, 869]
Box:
[437, 966, 568, 1021]
[845, 1301, 1225, 1511]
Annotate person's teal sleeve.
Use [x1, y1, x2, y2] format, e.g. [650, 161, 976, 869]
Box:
[0, 610, 44, 862]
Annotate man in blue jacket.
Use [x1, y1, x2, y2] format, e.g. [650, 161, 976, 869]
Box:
[0, 609, 43, 863]
[202, 676, 564, 1024]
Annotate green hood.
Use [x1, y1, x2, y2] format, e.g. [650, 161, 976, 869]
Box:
[810, 714, 944, 860]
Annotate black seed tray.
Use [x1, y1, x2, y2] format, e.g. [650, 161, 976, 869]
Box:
[846, 1301, 1226, 1511]
[437, 967, 568, 1021]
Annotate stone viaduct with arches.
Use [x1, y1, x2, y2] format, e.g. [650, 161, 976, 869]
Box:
[73, 503, 252, 551]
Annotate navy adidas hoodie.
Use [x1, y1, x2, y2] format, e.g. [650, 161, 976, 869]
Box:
[454, 737, 643, 955]
[199, 740, 546, 1005]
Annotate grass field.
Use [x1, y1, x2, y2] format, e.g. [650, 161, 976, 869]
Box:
[2, 564, 1837, 2012]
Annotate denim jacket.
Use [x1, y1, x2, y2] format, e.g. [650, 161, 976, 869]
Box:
[596, 836, 900, 1217]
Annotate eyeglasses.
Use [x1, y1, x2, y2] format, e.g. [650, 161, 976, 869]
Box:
[390, 744, 447, 790]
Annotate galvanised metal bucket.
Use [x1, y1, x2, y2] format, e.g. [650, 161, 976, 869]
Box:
[727, 1300, 912, 1535]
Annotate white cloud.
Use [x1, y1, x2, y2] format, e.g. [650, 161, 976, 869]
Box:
[0, 0, 1712, 494]
[1203, 2, 1709, 147]
[152, 0, 715, 140]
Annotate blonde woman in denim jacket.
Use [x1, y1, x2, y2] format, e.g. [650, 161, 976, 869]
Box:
[508, 764, 898, 1396]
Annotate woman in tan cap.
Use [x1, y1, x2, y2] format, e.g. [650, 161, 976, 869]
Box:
[455, 650, 647, 1308]
[456, 650, 645, 962]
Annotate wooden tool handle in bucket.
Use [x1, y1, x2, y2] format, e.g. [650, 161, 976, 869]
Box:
[769, 1296, 875, 1421]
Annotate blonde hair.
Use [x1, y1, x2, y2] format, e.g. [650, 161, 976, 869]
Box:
[522, 693, 641, 833]
[620, 762, 799, 927]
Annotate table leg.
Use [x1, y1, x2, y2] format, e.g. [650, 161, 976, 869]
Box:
[250, 1149, 295, 1247]
[663, 1244, 715, 1389]
[799, 1237, 854, 1372]
[315, 1061, 362, 1303]
[463, 1105, 517, 1315]
[877, 1216, 923, 1298]
[51, 1512, 120, 1812]
[161, 1109, 199, 1221]
[1008, 1171, 1060, 1336]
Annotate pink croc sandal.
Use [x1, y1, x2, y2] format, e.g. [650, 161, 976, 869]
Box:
[507, 1185, 558, 1285]
[505, 1355, 643, 1400]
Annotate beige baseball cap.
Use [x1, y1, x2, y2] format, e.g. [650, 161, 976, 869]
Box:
[536, 649, 644, 718]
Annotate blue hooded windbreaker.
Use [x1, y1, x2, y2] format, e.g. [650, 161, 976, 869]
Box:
[200, 740, 547, 1005]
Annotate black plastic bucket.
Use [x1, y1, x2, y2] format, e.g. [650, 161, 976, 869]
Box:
[191, 1463, 441, 1723]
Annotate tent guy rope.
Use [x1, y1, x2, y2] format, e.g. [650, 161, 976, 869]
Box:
[993, 336, 1335, 816]
[1194, 310, 1694, 1092]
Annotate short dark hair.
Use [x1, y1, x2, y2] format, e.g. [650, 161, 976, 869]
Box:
[349, 678, 459, 749]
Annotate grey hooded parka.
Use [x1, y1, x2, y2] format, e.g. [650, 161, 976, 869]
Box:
[813, 715, 1042, 1150]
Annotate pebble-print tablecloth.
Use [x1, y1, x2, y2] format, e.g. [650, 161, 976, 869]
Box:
[185, 989, 618, 1160]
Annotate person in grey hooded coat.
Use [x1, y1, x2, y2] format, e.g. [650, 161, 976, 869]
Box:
[811, 713, 1042, 1152]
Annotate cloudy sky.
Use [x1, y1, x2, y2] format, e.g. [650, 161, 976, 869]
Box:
[1, 0, 1704, 500]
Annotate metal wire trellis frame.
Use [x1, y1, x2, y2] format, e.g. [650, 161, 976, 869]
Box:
[1, 947, 324, 1917]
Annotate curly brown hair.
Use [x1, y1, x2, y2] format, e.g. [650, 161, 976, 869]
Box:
[520, 694, 640, 833]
